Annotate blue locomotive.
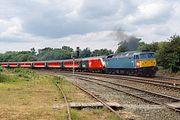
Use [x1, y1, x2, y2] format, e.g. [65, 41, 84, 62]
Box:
[104, 51, 158, 76]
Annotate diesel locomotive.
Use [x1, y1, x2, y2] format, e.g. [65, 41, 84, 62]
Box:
[105, 51, 158, 76]
[0, 51, 158, 76]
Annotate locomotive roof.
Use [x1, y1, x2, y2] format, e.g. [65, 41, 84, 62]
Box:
[113, 51, 154, 58]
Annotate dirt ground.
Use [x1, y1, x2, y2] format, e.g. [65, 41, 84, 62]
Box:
[157, 69, 180, 78]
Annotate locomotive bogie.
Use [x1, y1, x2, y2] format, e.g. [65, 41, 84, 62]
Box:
[136, 66, 158, 76]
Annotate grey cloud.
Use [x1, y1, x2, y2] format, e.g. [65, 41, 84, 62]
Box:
[79, 0, 120, 18]
[132, 12, 172, 25]
[119, 0, 137, 16]
[0, 0, 180, 53]
[128, 1, 173, 25]
[13, 0, 102, 38]
[23, 15, 99, 38]
[0, 36, 25, 43]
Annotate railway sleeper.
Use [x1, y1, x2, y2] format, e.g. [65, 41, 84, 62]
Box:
[69, 102, 123, 110]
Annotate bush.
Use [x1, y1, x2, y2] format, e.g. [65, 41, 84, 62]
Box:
[157, 35, 180, 72]
[10, 68, 34, 80]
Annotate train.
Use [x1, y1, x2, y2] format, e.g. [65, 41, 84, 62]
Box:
[0, 51, 158, 76]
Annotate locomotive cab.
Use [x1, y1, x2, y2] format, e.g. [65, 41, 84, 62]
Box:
[134, 52, 158, 76]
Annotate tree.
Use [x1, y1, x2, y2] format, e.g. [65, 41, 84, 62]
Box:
[92, 49, 113, 56]
[62, 46, 73, 52]
[80, 48, 91, 58]
[157, 35, 180, 72]
[37, 47, 73, 60]
[137, 42, 159, 52]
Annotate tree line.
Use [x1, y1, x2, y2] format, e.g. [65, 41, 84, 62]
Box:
[0, 35, 179, 72]
[0, 46, 113, 61]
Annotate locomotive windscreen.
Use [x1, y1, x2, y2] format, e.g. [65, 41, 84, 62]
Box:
[140, 53, 155, 59]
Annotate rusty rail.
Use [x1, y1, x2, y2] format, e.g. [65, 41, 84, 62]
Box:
[71, 82, 122, 119]
[54, 79, 72, 120]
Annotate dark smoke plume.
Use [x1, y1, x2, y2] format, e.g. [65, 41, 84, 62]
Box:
[112, 30, 141, 51]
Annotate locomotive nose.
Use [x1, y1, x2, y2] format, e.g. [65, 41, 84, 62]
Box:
[140, 60, 156, 67]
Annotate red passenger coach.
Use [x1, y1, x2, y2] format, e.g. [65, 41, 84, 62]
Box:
[19, 62, 32, 68]
[1, 63, 8, 67]
[33, 62, 46, 68]
[63, 59, 80, 69]
[88, 58, 105, 70]
[47, 61, 62, 68]
[9, 62, 19, 68]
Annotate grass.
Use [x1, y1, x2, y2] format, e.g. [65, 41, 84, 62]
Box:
[0, 67, 34, 83]
[56, 76, 97, 102]
[70, 109, 121, 120]
[0, 68, 66, 120]
[0, 68, 122, 120]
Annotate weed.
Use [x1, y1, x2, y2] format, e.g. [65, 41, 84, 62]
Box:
[0, 73, 18, 83]
[10, 68, 36, 81]
[108, 114, 122, 120]
[71, 109, 82, 120]
[0, 66, 4, 72]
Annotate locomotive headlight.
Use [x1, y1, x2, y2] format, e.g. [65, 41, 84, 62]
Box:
[136, 62, 140, 66]
[136, 61, 140, 67]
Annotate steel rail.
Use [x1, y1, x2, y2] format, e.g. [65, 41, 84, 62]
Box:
[48, 70, 180, 87]
[71, 82, 122, 119]
[60, 71, 180, 90]
[78, 73, 180, 90]
[79, 76, 180, 100]
[54, 80, 72, 120]
[156, 76, 180, 81]
[71, 75, 180, 112]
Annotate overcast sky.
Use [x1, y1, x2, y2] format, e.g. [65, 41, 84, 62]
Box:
[0, 0, 179, 52]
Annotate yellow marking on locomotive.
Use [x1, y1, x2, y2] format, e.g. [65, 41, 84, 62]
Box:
[140, 60, 156, 67]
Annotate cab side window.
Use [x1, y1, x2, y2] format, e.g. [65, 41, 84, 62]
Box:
[134, 55, 139, 59]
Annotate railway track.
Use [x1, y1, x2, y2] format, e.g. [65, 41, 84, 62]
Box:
[71, 82, 122, 119]
[58, 71, 180, 90]
[53, 78, 72, 120]
[65, 74, 180, 112]
[52, 75, 122, 119]
[156, 76, 180, 81]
